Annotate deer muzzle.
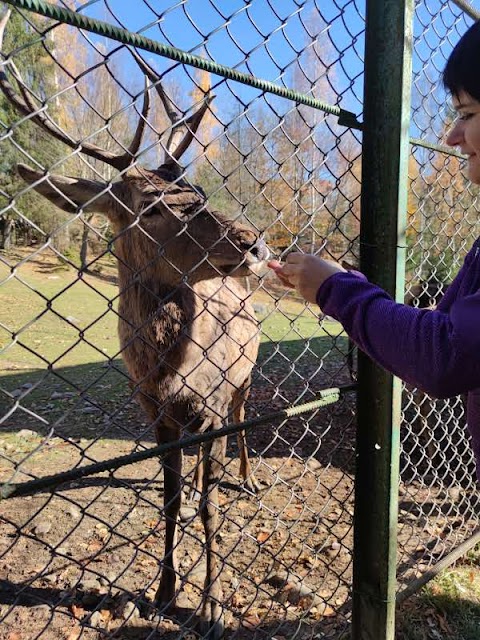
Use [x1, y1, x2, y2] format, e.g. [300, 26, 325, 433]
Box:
[248, 239, 270, 262]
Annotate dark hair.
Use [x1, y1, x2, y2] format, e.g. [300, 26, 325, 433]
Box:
[443, 21, 480, 101]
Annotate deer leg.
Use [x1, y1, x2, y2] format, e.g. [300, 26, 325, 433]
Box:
[232, 378, 262, 493]
[187, 444, 203, 502]
[195, 427, 226, 640]
[154, 425, 182, 611]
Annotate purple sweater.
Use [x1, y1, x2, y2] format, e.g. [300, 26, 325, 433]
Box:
[316, 238, 480, 480]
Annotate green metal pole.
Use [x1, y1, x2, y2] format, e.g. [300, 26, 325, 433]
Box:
[352, 1, 413, 639]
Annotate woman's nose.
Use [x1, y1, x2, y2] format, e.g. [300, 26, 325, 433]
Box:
[446, 121, 463, 147]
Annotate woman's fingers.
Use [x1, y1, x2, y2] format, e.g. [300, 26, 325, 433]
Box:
[278, 274, 296, 288]
[285, 252, 304, 264]
[267, 259, 282, 271]
[268, 254, 346, 304]
[279, 264, 300, 282]
[267, 259, 297, 287]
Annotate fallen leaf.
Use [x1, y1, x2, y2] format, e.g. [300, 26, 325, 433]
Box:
[8, 632, 22, 640]
[96, 527, 109, 542]
[65, 627, 82, 640]
[100, 610, 112, 623]
[242, 613, 261, 629]
[144, 519, 160, 529]
[230, 592, 245, 608]
[310, 604, 336, 619]
[257, 531, 270, 544]
[71, 604, 85, 620]
[298, 596, 312, 610]
[139, 538, 156, 550]
[86, 539, 103, 554]
[437, 612, 452, 634]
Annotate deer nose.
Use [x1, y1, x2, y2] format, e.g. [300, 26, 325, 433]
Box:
[249, 239, 270, 261]
[237, 230, 270, 260]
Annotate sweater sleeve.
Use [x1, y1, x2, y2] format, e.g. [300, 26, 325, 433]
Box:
[436, 248, 476, 312]
[316, 271, 480, 398]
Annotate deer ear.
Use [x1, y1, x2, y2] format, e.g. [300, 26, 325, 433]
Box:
[17, 163, 115, 216]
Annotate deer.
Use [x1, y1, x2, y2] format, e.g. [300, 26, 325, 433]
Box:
[0, 11, 269, 638]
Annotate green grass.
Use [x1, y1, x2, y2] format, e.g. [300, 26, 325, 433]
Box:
[0, 251, 348, 389]
[396, 545, 480, 639]
[0, 259, 119, 370]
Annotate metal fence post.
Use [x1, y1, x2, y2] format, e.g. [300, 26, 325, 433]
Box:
[352, 1, 414, 639]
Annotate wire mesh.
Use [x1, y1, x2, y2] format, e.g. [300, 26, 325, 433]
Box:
[398, 0, 480, 598]
[0, 2, 360, 639]
[0, 1, 478, 640]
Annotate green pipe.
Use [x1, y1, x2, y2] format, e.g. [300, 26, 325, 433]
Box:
[396, 528, 480, 604]
[353, 2, 414, 639]
[410, 137, 465, 159]
[0, 385, 352, 500]
[450, 0, 480, 21]
[1, 2, 469, 158]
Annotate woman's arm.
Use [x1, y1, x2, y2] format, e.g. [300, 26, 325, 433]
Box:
[317, 270, 480, 398]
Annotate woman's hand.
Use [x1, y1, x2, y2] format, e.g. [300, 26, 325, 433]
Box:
[268, 253, 346, 304]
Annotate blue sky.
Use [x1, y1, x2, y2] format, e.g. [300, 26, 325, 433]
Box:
[65, 0, 478, 142]
[70, 1, 365, 117]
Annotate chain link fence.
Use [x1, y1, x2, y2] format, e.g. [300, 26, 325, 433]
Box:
[397, 0, 480, 601]
[0, 1, 478, 639]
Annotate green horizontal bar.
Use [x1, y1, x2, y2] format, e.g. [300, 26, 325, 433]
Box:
[397, 527, 480, 604]
[4, 0, 468, 152]
[409, 137, 466, 159]
[450, 0, 480, 21]
[0, 384, 354, 500]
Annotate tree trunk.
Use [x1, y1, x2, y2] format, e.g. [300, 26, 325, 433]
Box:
[0, 218, 15, 250]
[80, 222, 90, 271]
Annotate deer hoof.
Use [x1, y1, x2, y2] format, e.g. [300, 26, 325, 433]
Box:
[186, 485, 202, 503]
[147, 609, 164, 622]
[195, 616, 224, 640]
[147, 597, 176, 622]
[153, 579, 177, 615]
[243, 474, 264, 494]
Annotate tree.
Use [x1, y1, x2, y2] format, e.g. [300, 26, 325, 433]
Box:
[0, 7, 66, 249]
[407, 145, 472, 281]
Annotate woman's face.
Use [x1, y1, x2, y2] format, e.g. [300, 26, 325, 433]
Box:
[446, 91, 480, 184]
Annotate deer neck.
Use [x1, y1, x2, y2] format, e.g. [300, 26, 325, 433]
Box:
[118, 261, 194, 322]
[113, 231, 194, 354]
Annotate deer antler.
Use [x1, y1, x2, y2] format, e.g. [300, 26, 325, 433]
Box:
[0, 9, 150, 172]
[128, 48, 213, 166]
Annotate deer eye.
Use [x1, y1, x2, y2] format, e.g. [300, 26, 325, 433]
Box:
[140, 203, 162, 217]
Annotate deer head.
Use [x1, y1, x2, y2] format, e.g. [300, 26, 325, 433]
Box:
[0, 11, 268, 284]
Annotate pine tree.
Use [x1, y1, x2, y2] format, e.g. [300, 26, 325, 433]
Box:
[0, 7, 67, 249]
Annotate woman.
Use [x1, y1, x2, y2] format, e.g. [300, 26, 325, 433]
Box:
[268, 20, 480, 479]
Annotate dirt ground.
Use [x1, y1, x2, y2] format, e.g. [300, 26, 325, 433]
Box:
[0, 360, 358, 639]
[1, 374, 478, 640]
